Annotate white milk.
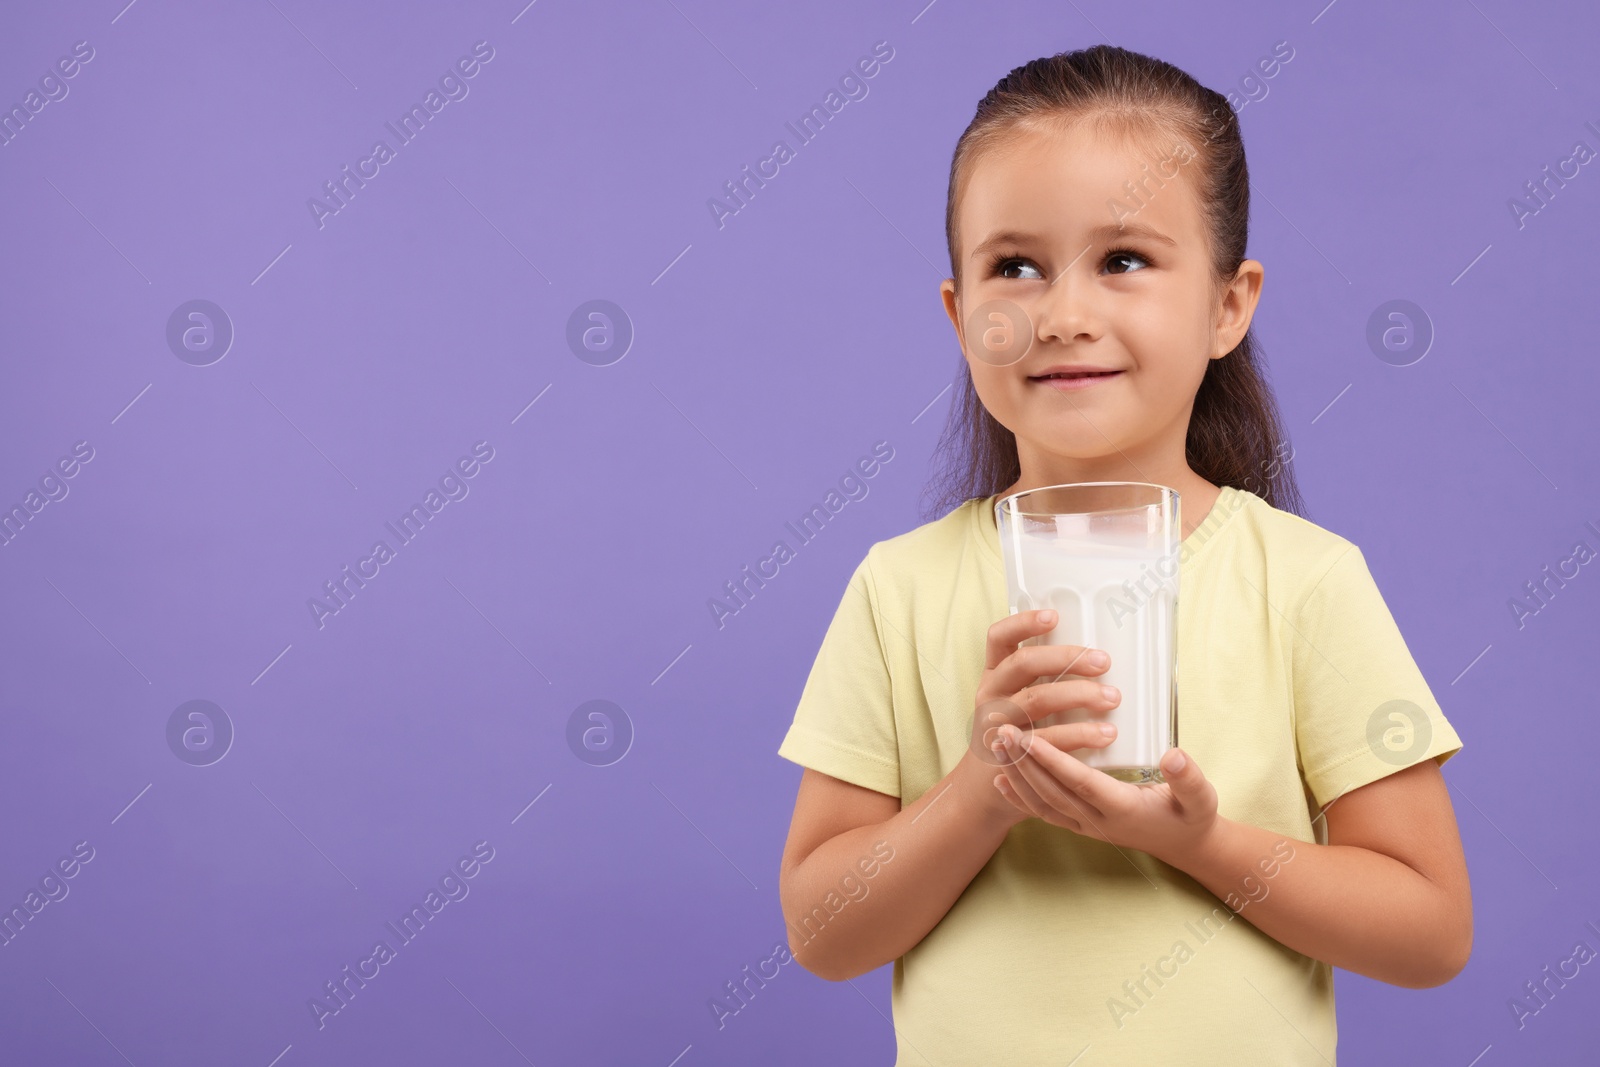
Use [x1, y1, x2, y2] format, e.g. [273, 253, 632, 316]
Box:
[1002, 522, 1177, 778]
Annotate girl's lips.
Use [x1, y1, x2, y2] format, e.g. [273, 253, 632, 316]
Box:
[1028, 371, 1124, 390]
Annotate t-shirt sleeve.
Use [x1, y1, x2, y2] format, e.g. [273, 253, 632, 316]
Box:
[776, 553, 902, 798]
[1292, 543, 1464, 812]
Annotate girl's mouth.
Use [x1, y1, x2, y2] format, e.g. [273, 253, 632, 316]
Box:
[1027, 370, 1124, 390]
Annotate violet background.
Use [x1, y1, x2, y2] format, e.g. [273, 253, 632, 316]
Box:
[1, 0, 1597, 1064]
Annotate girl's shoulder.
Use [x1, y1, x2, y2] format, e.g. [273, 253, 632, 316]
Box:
[871, 493, 995, 559]
[1221, 487, 1381, 604]
[1224, 485, 1351, 554]
[848, 495, 998, 601]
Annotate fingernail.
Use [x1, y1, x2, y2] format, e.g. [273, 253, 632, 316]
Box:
[1039, 610, 1056, 625]
[1099, 722, 1116, 736]
[1101, 685, 1119, 701]
[1167, 749, 1187, 771]
[1088, 650, 1108, 666]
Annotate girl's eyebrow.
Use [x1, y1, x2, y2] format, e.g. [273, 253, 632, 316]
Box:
[1087, 221, 1177, 247]
[970, 222, 1177, 261]
[969, 229, 1036, 260]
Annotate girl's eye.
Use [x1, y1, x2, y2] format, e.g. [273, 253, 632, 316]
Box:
[1105, 247, 1150, 275]
[987, 254, 1042, 281]
[985, 247, 1151, 280]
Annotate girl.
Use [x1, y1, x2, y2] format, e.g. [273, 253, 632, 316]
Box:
[776, 45, 1469, 1064]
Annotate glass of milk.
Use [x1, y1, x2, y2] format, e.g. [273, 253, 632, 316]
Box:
[994, 482, 1181, 784]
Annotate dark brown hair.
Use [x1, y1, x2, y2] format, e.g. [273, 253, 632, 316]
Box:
[922, 44, 1305, 522]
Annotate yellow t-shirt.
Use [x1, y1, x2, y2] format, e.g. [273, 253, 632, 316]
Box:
[777, 483, 1464, 1065]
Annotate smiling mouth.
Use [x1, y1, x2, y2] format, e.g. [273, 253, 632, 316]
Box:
[1027, 370, 1124, 388]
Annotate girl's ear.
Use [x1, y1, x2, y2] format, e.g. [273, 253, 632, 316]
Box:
[1213, 258, 1265, 356]
[940, 279, 966, 357]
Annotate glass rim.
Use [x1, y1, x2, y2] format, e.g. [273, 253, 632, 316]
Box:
[994, 480, 1180, 519]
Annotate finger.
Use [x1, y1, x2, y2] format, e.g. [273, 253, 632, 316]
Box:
[1033, 719, 1120, 753]
[1159, 748, 1216, 814]
[984, 609, 1061, 670]
[997, 758, 1052, 820]
[997, 774, 1080, 832]
[1021, 734, 1118, 816]
[988, 641, 1111, 696]
[993, 774, 1039, 819]
[1011, 744, 1107, 825]
[992, 719, 1113, 769]
[1012, 676, 1121, 728]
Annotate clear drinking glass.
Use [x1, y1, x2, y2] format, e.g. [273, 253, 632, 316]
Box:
[994, 482, 1181, 783]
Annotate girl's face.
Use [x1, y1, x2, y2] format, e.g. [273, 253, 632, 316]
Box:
[940, 121, 1261, 486]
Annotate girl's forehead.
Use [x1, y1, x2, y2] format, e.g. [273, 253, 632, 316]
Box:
[960, 124, 1204, 248]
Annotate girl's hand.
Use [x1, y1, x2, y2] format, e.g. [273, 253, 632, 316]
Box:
[959, 608, 1122, 829]
[992, 726, 1220, 867]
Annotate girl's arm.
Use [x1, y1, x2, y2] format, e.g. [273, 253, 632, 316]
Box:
[779, 609, 1119, 981]
[778, 752, 1019, 982]
[1167, 758, 1472, 988]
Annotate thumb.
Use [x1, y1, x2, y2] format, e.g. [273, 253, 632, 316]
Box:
[1164, 748, 1209, 831]
[1161, 747, 1202, 793]
[1161, 748, 1218, 818]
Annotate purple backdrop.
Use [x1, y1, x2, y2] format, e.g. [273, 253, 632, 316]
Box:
[1, 0, 1596, 1063]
